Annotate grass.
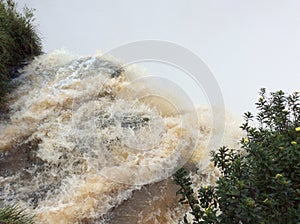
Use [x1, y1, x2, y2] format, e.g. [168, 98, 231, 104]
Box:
[0, 205, 35, 224]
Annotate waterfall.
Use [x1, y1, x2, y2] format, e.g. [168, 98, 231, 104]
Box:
[0, 50, 242, 224]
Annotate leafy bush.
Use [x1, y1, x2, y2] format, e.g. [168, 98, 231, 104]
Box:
[174, 89, 300, 224]
[0, 0, 42, 100]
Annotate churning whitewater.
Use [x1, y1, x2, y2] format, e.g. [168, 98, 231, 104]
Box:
[0, 50, 241, 224]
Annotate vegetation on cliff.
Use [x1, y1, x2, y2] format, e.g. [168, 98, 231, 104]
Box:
[0, 0, 42, 101]
[174, 89, 300, 223]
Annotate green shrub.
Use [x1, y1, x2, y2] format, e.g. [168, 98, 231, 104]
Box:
[0, 0, 42, 100]
[174, 89, 300, 224]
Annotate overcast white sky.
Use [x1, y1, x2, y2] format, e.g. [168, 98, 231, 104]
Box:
[16, 0, 300, 115]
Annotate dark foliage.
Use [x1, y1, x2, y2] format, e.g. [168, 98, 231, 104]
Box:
[0, 0, 42, 100]
[174, 89, 300, 224]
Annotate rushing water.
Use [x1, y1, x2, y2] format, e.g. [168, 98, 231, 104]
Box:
[0, 50, 242, 223]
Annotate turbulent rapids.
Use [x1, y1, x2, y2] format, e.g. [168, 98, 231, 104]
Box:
[0, 50, 241, 223]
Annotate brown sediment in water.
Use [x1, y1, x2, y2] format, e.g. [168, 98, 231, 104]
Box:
[107, 178, 181, 224]
[0, 138, 42, 178]
[106, 158, 220, 224]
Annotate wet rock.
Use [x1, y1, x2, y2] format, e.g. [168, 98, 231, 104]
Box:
[9, 60, 30, 79]
[119, 113, 150, 130]
[95, 112, 150, 130]
[91, 59, 123, 78]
